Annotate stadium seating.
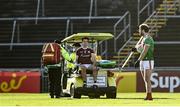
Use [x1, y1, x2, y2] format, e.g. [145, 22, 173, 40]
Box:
[0, 0, 179, 68]
[0, 0, 37, 17]
[0, 0, 126, 68]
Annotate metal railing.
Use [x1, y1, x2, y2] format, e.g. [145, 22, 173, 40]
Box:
[10, 20, 17, 51]
[145, 0, 179, 37]
[99, 40, 108, 59]
[113, 11, 131, 52]
[138, 0, 155, 25]
[35, 0, 41, 24]
[114, 0, 156, 66]
[118, 0, 156, 67]
[145, 11, 158, 36]
[65, 19, 70, 37]
[41, 0, 45, 17]
[118, 0, 179, 67]
[0, 16, 121, 52]
[0, 43, 44, 46]
[117, 10, 157, 67]
[35, 0, 45, 23]
[89, 0, 97, 23]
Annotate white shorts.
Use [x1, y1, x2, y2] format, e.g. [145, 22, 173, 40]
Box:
[79, 64, 93, 70]
[140, 60, 154, 71]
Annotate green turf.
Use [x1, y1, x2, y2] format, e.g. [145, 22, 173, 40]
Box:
[0, 93, 180, 106]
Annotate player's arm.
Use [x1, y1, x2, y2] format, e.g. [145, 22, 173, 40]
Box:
[138, 44, 150, 60]
[76, 55, 79, 63]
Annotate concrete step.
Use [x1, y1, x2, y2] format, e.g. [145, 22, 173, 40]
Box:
[160, 4, 178, 7]
[156, 7, 177, 11]
[146, 21, 166, 25]
[133, 37, 141, 40]
[150, 29, 159, 32]
[163, 0, 178, 4]
[126, 44, 136, 48]
[147, 18, 167, 22]
[133, 32, 139, 36]
[157, 11, 176, 15]
[150, 25, 163, 28]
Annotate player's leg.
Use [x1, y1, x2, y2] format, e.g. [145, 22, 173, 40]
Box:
[140, 61, 145, 82]
[90, 54, 98, 83]
[144, 69, 153, 100]
[144, 61, 153, 100]
[91, 65, 98, 83]
[80, 65, 87, 87]
[87, 64, 98, 86]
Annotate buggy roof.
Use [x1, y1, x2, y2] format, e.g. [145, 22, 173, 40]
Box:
[61, 33, 114, 43]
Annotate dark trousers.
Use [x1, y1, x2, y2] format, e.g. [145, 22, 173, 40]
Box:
[48, 67, 62, 97]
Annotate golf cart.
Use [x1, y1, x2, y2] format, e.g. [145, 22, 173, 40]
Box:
[61, 33, 117, 99]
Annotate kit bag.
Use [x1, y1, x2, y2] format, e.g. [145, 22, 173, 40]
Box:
[42, 43, 61, 65]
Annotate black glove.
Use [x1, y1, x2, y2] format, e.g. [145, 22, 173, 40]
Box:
[131, 48, 137, 52]
[134, 60, 140, 68]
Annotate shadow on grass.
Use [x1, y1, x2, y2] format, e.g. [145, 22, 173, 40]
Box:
[70, 97, 174, 100]
[114, 98, 173, 100]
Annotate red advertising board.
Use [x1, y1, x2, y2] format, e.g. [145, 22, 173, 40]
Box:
[137, 71, 180, 92]
[0, 71, 41, 93]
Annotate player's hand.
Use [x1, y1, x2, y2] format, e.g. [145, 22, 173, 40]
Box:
[134, 60, 140, 68]
[131, 48, 137, 52]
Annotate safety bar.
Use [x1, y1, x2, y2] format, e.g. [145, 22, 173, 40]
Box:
[0, 16, 121, 21]
[88, 0, 98, 23]
[113, 11, 131, 52]
[10, 20, 17, 51]
[0, 43, 44, 46]
[138, 0, 155, 25]
[35, 0, 41, 24]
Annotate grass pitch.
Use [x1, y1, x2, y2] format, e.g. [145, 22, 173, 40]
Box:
[0, 93, 180, 106]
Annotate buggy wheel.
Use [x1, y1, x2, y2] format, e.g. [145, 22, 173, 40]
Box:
[70, 84, 81, 98]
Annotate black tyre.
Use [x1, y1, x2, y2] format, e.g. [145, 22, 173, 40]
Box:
[88, 95, 100, 99]
[70, 84, 81, 98]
